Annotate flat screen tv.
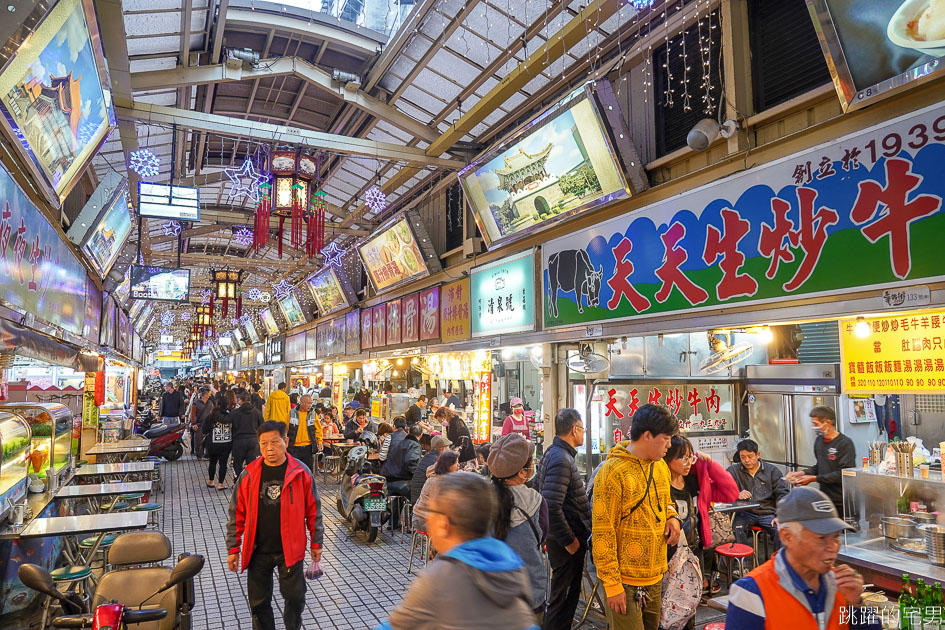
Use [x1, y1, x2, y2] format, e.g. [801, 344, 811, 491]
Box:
[82, 184, 133, 278]
[137, 182, 200, 221]
[129, 266, 190, 302]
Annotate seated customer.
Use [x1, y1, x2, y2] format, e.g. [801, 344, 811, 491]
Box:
[727, 439, 789, 548]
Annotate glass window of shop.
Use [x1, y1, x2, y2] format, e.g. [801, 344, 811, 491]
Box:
[490, 346, 544, 442]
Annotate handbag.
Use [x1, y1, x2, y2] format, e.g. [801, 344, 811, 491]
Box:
[659, 545, 702, 630]
[708, 510, 735, 547]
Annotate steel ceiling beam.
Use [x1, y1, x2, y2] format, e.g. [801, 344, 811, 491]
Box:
[149, 252, 305, 271]
[131, 57, 438, 143]
[117, 103, 464, 168]
[225, 8, 383, 57]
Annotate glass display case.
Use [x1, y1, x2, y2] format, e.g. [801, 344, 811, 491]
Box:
[0, 403, 73, 479]
[0, 412, 30, 521]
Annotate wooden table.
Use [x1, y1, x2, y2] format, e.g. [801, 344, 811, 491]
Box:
[707, 595, 730, 612]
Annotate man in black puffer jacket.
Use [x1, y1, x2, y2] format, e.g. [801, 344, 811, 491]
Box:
[536, 408, 591, 630]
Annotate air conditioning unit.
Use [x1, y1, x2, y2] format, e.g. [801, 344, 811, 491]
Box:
[462, 237, 484, 258]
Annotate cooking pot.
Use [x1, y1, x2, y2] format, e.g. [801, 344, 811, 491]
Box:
[881, 516, 917, 539]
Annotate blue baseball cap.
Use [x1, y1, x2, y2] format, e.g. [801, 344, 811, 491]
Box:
[776, 487, 854, 535]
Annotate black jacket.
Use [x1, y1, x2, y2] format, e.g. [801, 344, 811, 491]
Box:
[230, 402, 263, 439]
[250, 393, 265, 412]
[382, 434, 422, 481]
[537, 436, 591, 547]
[354, 391, 371, 408]
[405, 404, 423, 426]
[804, 431, 857, 510]
[203, 406, 233, 454]
[411, 449, 439, 504]
[158, 390, 184, 419]
[343, 419, 362, 440]
[447, 417, 475, 463]
[727, 460, 790, 515]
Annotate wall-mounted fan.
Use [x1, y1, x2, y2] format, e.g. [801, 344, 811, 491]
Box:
[699, 332, 753, 375]
[567, 344, 610, 374]
[529, 355, 543, 371]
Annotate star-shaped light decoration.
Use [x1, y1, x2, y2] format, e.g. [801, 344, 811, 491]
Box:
[129, 149, 161, 178]
[363, 185, 388, 214]
[233, 227, 253, 247]
[273, 279, 293, 299]
[321, 241, 344, 268]
[162, 221, 182, 237]
[247, 287, 262, 301]
[160, 312, 175, 326]
[229, 317, 238, 325]
[225, 158, 268, 203]
[181, 312, 192, 322]
[201, 288, 211, 304]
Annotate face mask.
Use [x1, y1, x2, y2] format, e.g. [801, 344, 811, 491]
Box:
[524, 465, 537, 482]
[513, 409, 523, 416]
[814, 425, 826, 437]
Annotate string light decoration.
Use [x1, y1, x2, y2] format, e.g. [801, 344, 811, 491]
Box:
[229, 317, 238, 326]
[258, 291, 272, 303]
[181, 312, 192, 322]
[321, 241, 343, 268]
[225, 158, 268, 204]
[162, 221, 181, 237]
[247, 287, 262, 301]
[363, 185, 388, 214]
[129, 149, 161, 178]
[233, 227, 253, 247]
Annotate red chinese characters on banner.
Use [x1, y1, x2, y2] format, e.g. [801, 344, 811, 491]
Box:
[665, 387, 682, 416]
[361, 309, 373, 350]
[614, 428, 623, 444]
[687, 389, 702, 412]
[419, 286, 440, 341]
[702, 208, 758, 300]
[654, 221, 708, 305]
[705, 388, 721, 414]
[94, 372, 105, 406]
[851, 157, 941, 279]
[647, 387, 663, 405]
[401, 293, 419, 342]
[627, 388, 640, 417]
[386, 298, 402, 345]
[607, 238, 651, 312]
[601, 385, 730, 431]
[605, 388, 623, 418]
[372, 304, 386, 348]
[760, 188, 839, 292]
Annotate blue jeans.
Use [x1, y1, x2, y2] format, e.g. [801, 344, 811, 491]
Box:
[733, 512, 780, 549]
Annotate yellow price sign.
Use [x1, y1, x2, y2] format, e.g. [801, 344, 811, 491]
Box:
[840, 309, 945, 393]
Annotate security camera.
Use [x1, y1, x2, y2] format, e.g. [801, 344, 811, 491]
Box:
[686, 118, 738, 151]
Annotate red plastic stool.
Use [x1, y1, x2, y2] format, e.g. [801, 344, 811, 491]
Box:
[750, 526, 771, 565]
[703, 623, 725, 630]
[715, 542, 754, 590]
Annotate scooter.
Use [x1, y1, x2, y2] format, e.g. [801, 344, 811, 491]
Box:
[336, 445, 389, 542]
[143, 422, 185, 461]
[18, 554, 204, 629]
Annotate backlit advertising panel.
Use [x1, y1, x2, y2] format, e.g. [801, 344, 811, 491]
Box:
[129, 266, 190, 302]
[358, 217, 430, 293]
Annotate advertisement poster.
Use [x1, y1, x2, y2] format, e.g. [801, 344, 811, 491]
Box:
[306, 267, 349, 315]
[83, 187, 132, 277]
[345, 310, 360, 356]
[331, 317, 346, 357]
[361, 309, 373, 350]
[245, 320, 260, 344]
[474, 372, 491, 442]
[386, 298, 402, 346]
[260, 308, 280, 336]
[848, 395, 879, 424]
[277, 292, 306, 329]
[372, 304, 386, 348]
[419, 286, 440, 341]
[809, 0, 945, 110]
[472, 250, 535, 337]
[82, 372, 98, 429]
[358, 217, 429, 292]
[543, 102, 945, 329]
[441, 278, 471, 343]
[0, 0, 115, 203]
[459, 86, 628, 249]
[100, 296, 115, 348]
[82, 276, 102, 344]
[0, 162, 88, 335]
[840, 309, 945, 393]
[402, 292, 419, 342]
[130, 266, 190, 302]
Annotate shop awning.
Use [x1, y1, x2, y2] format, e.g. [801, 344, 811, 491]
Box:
[0, 318, 101, 372]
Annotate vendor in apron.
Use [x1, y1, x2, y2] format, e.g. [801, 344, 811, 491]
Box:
[501, 397, 531, 439]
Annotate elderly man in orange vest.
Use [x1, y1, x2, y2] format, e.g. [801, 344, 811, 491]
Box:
[726, 487, 879, 630]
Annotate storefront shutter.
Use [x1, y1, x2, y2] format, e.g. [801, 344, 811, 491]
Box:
[797, 321, 841, 364]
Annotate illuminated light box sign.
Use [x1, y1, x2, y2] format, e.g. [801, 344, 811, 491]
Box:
[305, 266, 352, 316]
[459, 82, 631, 250]
[129, 266, 191, 302]
[277, 292, 307, 329]
[542, 101, 945, 329]
[82, 183, 133, 278]
[807, 0, 945, 112]
[0, 0, 116, 206]
[471, 249, 536, 337]
[260, 308, 280, 336]
[245, 320, 260, 344]
[357, 209, 441, 294]
[138, 182, 200, 221]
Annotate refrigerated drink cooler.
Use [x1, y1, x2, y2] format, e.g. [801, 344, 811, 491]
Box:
[746, 363, 841, 473]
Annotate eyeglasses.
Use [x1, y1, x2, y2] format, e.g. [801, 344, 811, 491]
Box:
[573, 424, 585, 432]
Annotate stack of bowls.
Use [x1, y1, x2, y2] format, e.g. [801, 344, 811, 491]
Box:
[922, 524, 945, 566]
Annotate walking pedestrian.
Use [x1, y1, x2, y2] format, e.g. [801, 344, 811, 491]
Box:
[537, 408, 591, 630]
[286, 394, 323, 472]
[226, 420, 324, 630]
[231, 391, 264, 478]
[157, 382, 183, 425]
[592, 404, 681, 630]
[264, 382, 291, 425]
[377, 472, 539, 630]
[251, 382, 266, 412]
[190, 387, 214, 460]
[205, 390, 235, 489]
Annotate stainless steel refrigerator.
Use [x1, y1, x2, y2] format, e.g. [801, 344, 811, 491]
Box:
[746, 363, 841, 473]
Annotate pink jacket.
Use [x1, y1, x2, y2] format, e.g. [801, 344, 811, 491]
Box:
[693, 458, 739, 547]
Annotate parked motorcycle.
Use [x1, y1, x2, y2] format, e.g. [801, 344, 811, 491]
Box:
[143, 422, 185, 461]
[335, 445, 389, 542]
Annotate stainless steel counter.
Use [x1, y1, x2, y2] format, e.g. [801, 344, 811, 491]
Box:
[840, 530, 945, 588]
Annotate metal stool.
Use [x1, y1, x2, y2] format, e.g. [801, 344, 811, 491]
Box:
[322, 455, 341, 480]
[144, 456, 163, 491]
[388, 496, 408, 541]
[42, 566, 93, 629]
[714, 542, 754, 590]
[100, 500, 129, 513]
[131, 502, 162, 527]
[407, 530, 433, 574]
[79, 534, 117, 572]
[750, 526, 771, 566]
[119, 492, 145, 507]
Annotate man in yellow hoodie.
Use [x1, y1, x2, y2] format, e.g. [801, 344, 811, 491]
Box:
[592, 404, 681, 630]
[265, 382, 291, 425]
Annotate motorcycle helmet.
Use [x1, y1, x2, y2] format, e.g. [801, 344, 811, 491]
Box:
[347, 445, 368, 462]
[359, 431, 378, 450]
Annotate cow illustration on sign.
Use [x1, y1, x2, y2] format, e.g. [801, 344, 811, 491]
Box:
[547, 248, 602, 317]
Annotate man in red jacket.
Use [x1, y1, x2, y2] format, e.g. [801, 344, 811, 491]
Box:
[226, 420, 324, 630]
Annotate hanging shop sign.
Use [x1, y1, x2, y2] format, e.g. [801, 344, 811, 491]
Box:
[0, 0, 116, 206]
[286, 332, 306, 362]
[358, 214, 434, 293]
[840, 309, 945, 394]
[331, 317, 346, 356]
[100, 296, 116, 348]
[0, 162, 89, 335]
[543, 102, 945, 329]
[361, 309, 373, 350]
[471, 249, 536, 337]
[260, 308, 280, 336]
[277, 291, 307, 329]
[386, 298, 402, 346]
[130, 266, 190, 302]
[94, 371, 105, 406]
[600, 383, 734, 433]
[429, 351, 491, 381]
[441, 278, 471, 343]
[137, 183, 200, 221]
[807, 0, 945, 112]
[265, 335, 285, 364]
[419, 286, 440, 341]
[82, 277, 102, 345]
[372, 304, 387, 348]
[82, 372, 98, 429]
[80, 183, 133, 278]
[245, 320, 260, 344]
[305, 266, 354, 316]
[402, 292, 420, 343]
[316, 319, 345, 358]
[117, 310, 130, 356]
[474, 371, 491, 442]
[459, 83, 631, 250]
[345, 310, 360, 356]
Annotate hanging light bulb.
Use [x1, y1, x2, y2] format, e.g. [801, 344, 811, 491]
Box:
[854, 317, 870, 338]
[759, 326, 774, 344]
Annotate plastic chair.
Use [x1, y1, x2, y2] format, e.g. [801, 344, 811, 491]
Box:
[407, 529, 433, 573]
[704, 624, 726, 630]
[714, 542, 754, 590]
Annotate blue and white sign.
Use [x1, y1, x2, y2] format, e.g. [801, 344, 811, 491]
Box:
[470, 249, 536, 337]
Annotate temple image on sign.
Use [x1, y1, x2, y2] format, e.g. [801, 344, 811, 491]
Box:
[487, 118, 602, 236]
[87, 225, 117, 268]
[5, 73, 83, 182]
